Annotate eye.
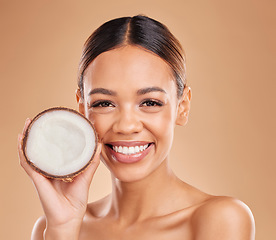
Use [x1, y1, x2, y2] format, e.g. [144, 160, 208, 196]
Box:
[90, 100, 115, 108]
[140, 99, 164, 107]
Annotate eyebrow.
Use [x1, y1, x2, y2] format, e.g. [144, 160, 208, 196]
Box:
[88, 86, 166, 96]
[137, 87, 166, 95]
[88, 88, 116, 96]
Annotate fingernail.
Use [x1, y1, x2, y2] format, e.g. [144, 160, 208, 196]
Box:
[18, 134, 22, 141]
[25, 118, 31, 124]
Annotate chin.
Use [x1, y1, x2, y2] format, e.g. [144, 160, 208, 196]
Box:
[104, 159, 169, 184]
[103, 162, 152, 183]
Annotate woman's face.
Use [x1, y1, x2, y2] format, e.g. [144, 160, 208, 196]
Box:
[79, 45, 187, 182]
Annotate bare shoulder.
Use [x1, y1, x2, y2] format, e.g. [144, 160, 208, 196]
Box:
[31, 216, 46, 240]
[191, 196, 255, 240]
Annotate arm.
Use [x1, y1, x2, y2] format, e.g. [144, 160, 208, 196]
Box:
[31, 216, 82, 240]
[31, 216, 46, 240]
[18, 119, 102, 240]
[191, 197, 255, 240]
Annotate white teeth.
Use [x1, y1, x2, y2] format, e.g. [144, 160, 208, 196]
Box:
[129, 147, 135, 154]
[122, 146, 128, 154]
[112, 144, 149, 155]
[118, 146, 123, 153]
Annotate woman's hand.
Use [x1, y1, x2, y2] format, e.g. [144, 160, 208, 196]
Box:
[18, 118, 102, 239]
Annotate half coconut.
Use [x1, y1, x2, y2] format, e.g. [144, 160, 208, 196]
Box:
[22, 107, 97, 182]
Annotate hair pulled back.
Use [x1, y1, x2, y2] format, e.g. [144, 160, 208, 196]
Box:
[78, 15, 186, 99]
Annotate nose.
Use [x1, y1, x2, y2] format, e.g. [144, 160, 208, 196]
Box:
[112, 107, 143, 135]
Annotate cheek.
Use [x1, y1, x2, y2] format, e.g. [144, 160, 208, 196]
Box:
[155, 108, 176, 152]
[86, 111, 113, 141]
[144, 109, 176, 144]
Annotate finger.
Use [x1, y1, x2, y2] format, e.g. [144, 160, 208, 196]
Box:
[18, 118, 32, 174]
[18, 118, 32, 168]
[22, 118, 32, 134]
[19, 118, 32, 164]
[18, 133, 33, 175]
[18, 133, 29, 171]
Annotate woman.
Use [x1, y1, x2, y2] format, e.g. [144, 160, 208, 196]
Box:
[18, 15, 255, 240]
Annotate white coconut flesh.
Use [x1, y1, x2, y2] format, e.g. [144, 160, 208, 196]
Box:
[24, 108, 97, 178]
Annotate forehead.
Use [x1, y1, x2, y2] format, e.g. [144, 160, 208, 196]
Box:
[82, 45, 176, 94]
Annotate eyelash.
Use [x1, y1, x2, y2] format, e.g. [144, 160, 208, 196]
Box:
[90, 100, 115, 108]
[140, 99, 164, 107]
[89, 99, 164, 108]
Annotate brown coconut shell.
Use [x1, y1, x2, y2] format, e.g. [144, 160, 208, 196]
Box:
[22, 107, 98, 182]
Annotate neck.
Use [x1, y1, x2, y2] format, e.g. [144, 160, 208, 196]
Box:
[108, 159, 183, 225]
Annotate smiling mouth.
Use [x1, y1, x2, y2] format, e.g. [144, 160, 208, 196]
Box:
[106, 143, 152, 155]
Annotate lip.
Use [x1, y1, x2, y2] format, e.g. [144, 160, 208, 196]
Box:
[105, 142, 154, 164]
[107, 141, 151, 147]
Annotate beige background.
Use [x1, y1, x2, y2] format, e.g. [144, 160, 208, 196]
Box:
[0, 0, 275, 239]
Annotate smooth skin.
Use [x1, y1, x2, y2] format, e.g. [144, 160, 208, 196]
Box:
[18, 45, 255, 239]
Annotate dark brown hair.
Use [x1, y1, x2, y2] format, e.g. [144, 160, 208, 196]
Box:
[78, 15, 186, 98]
